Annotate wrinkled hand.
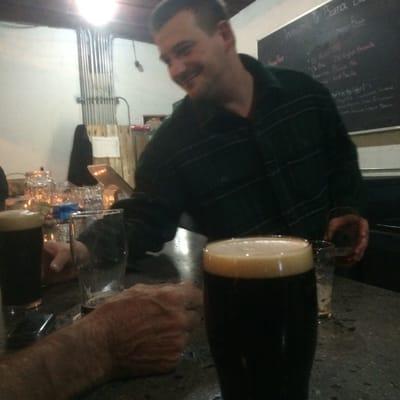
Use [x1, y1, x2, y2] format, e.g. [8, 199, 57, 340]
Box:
[325, 214, 369, 263]
[88, 282, 203, 378]
[42, 241, 88, 284]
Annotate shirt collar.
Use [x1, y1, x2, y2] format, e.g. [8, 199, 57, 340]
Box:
[182, 54, 282, 126]
[240, 53, 282, 91]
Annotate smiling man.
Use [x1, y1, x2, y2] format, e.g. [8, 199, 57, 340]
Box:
[130, 0, 367, 259]
[47, 0, 368, 278]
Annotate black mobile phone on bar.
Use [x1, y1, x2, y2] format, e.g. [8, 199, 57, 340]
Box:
[6, 312, 55, 350]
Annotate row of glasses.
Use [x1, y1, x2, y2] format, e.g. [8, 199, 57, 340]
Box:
[42, 183, 104, 243]
[70, 185, 104, 211]
[50, 183, 104, 212]
[25, 170, 55, 217]
[25, 171, 104, 214]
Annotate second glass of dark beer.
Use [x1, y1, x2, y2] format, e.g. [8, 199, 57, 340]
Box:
[0, 210, 43, 314]
[203, 236, 317, 400]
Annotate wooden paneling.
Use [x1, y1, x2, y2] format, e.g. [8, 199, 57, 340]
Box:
[86, 124, 152, 188]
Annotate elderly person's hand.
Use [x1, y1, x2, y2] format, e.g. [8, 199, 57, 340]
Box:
[0, 282, 203, 399]
[87, 282, 203, 378]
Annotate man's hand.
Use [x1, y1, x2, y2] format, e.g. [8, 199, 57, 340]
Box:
[42, 240, 88, 284]
[42, 241, 75, 284]
[325, 214, 369, 263]
[89, 282, 203, 378]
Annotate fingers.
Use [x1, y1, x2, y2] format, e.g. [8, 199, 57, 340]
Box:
[103, 283, 203, 326]
[125, 282, 203, 311]
[43, 241, 59, 257]
[95, 282, 203, 378]
[325, 214, 359, 241]
[174, 282, 203, 311]
[325, 214, 369, 262]
[50, 246, 71, 272]
[353, 218, 369, 261]
[183, 308, 202, 331]
[152, 309, 201, 336]
[43, 240, 89, 273]
[42, 241, 70, 272]
[105, 282, 203, 336]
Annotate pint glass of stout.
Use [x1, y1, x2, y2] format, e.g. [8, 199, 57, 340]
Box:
[0, 210, 43, 312]
[203, 237, 317, 400]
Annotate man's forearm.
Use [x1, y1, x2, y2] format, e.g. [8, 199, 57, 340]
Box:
[0, 315, 112, 400]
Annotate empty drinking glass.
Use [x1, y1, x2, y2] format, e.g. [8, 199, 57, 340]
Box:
[69, 209, 127, 314]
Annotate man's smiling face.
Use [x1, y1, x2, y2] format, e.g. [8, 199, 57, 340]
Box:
[153, 9, 229, 101]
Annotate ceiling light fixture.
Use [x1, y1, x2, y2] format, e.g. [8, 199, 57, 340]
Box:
[76, 0, 118, 26]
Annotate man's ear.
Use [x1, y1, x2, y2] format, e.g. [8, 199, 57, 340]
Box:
[216, 20, 236, 50]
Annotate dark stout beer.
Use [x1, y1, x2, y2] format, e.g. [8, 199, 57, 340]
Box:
[0, 210, 43, 309]
[203, 237, 317, 400]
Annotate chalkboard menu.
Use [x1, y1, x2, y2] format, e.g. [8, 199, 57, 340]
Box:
[258, 0, 400, 133]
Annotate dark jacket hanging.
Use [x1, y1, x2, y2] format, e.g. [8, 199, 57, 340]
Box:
[67, 125, 97, 186]
[0, 166, 8, 211]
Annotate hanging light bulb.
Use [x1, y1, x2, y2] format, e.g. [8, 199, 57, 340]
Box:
[76, 0, 118, 26]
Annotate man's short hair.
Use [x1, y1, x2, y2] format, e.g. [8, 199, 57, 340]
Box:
[151, 0, 228, 34]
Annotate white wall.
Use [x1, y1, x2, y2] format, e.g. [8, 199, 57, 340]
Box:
[0, 24, 81, 182]
[0, 23, 183, 182]
[231, 0, 400, 174]
[113, 39, 183, 125]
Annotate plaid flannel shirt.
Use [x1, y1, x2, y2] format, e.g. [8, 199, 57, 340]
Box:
[116, 55, 363, 258]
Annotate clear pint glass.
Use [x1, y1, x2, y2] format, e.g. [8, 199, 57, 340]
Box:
[70, 209, 127, 314]
[312, 240, 335, 318]
[203, 236, 317, 400]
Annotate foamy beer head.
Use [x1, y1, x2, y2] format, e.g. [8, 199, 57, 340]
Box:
[0, 210, 43, 232]
[203, 236, 313, 279]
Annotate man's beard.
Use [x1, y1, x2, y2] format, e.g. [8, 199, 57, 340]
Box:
[174, 65, 203, 90]
[173, 64, 226, 107]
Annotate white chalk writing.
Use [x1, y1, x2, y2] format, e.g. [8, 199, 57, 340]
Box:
[353, 0, 367, 7]
[325, 2, 349, 18]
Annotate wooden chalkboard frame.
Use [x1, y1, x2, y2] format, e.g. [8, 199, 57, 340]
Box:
[257, 0, 400, 135]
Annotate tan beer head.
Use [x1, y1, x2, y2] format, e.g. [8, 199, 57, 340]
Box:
[0, 210, 43, 232]
[203, 236, 313, 279]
